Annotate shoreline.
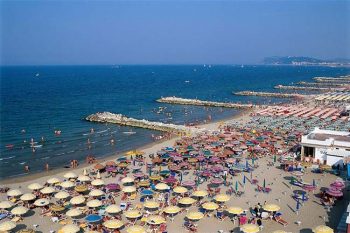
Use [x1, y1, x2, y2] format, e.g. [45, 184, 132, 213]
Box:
[0, 109, 252, 185]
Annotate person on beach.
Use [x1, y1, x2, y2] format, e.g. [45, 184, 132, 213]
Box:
[45, 162, 49, 172]
[24, 165, 30, 173]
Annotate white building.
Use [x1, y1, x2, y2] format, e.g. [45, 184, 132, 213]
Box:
[300, 127, 350, 167]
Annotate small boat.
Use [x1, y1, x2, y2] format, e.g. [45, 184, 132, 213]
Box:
[35, 73, 40, 77]
[185, 80, 190, 83]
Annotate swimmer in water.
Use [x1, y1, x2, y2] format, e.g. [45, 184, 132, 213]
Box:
[110, 138, 115, 145]
[90, 128, 94, 133]
[45, 162, 49, 172]
[21, 129, 26, 134]
[24, 165, 30, 173]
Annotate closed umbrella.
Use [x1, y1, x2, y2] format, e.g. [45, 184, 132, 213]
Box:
[7, 189, 22, 197]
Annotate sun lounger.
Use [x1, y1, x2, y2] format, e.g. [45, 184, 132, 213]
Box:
[275, 216, 288, 226]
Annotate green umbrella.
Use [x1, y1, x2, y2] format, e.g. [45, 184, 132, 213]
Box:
[235, 181, 238, 191]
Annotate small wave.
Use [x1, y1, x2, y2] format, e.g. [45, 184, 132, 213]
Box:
[83, 133, 90, 136]
[41, 156, 50, 160]
[19, 162, 26, 165]
[56, 153, 65, 156]
[67, 150, 75, 154]
[0, 156, 15, 161]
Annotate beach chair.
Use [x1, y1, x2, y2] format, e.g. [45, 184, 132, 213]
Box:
[275, 216, 288, 226]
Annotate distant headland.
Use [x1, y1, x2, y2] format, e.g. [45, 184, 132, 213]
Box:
[263, 56, 350, 67]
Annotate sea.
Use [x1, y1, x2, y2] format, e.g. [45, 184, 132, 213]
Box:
[1, 65, 349, 179]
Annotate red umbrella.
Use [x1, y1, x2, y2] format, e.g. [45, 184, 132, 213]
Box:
[326, 188, 343, 197]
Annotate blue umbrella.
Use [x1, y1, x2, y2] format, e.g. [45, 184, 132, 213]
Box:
[85, 214, 102, 223]
[141, 189, 154, 196]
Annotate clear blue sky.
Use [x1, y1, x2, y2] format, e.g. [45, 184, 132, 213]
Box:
[1, 0, 349, 65]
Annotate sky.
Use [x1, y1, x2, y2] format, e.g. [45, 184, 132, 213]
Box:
[0, 0, 349, 65]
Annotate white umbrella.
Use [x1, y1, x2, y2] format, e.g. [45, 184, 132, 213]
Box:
[28, 183, 43, 190]
[64, 172, 78, 179]
[7, 189, 22, 197]
[0, 201, 14, 209]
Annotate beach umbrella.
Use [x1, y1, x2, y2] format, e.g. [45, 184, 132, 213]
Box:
[138, 180, 150, 187]
[107, 183, 121, 191]
[192, 190, 208, 197]
[74, 185, 88, 193]
[202, 202, 219, 210]
[59, 224, 80, 233]
[178, 197, 196, 205]
[103, 219, 124, 229]
[60, 181, 75, 189]
[105, 204, 122, 214]
[40, 186, 56, 194]
[28, 182, 43, 190]
[313, 179, 316, 187]
[126, 225, 146, 233]
[124, 210, 142, 219]
[173, 186, 188, 194]
[143, 201, 160, 209]
[155, 183, 170, 191]
[55, 191, 70, 199]
[7, 189, 22, 197]
[96, 171, 101, 179]
[141, 189, 154, 196]
[34, 198, 50, 207]
[77, 175, 90, 182]
[146, 215, 166, 225]
[227, 206, 244, 215]
[149, 175, 162, 181]
[243, 175, 246, 184]
[91, 179, 105, 186]
[47, 177, 61, 184]
[20, 193, 36, 201]
[87, 199, 102, 208]
[186, 211, 204, 221]
[0, 200, 14, 209]
[64, 172, 78, 179]
[83, 169, 88, 176]
[89, 189, 105, 197]
[66, 208, 83, 218]
[50, 204, 65, 212]
[240, 224, 260, 233]
[11, 206, 29, 215]
[263, 204, 280, 212]
[263, 179, 266, 188]
[235, 181, 238, 192]
[18, 229, 35, 233]
[326, 188, 343, 197]
[70, 195, 85, 205]
[312, 225, 334, 233]
[122, 186, 137, 193]
[330, 181, 345, 189]
[214, 194, 230, 202]
[122, 177, 135, 184]
[296, 200, 300, 211]
[85, 214, 102, 223]
[0, 221, 16, 232]
[182, 180, 196, 187]
[163, 206, 181, 214]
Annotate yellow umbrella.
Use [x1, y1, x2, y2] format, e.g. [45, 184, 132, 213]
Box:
[87, 199, 102, 208]
[263, 204, 280, 212]
[34, 198, 50, 206]
[66, 208, 83, 217]
[28, 182, 43, 190]
[59, 224, 80, 233]
[91, 179, 105, 186]
[146, 215, 166, 225]
[122, 177, 135, 183]
[7, 189, 22, 197]
[0, 221, 16, 231]
[163, 206, 181, 214]
[192, 190, 208, 197]
[0, 201, 14, 209]
[18, 229, 35, 233]
[202, 202, 219, 210]
[64, 172, 78, 179]
[55, 191, 70, 199]
[138, 180, 150, 187]
[173, 186, 188, 194]
[124, 210, 142, 219]
[126, 150, 144, 156]
[126, 225, 146, 233]
[122, 186, 136, 193]
[214, 194, 230, 202]
[186, 211, 204, 221]
[240, 224, 260, 233]
[77, 175, 90, 182]
[155, 183, 169, 191]
[60, 181, 75, 188]
[227, 206, 244, 215]
[11, 206, 29, 215]
[103, 219, 124, 229]
[40, 186, 56, 194]
[149, 175, 162, 181]
[105, 204, 122, 214]
[143, 201, 159, 209]
[50, 204, 65, 212]
[70, 195, 85, 205]
[20, 193, 36, 201]
[312, 225, 334, 233]
[47, 177, 60, 184]
[178, 197, 196, 205]
[89, 189, 105, 197]
[74, 185, 88, 193]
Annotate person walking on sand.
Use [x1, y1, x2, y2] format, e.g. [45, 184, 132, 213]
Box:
[45, 162, 49, 172]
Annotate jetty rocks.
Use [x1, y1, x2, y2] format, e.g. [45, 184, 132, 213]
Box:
[86, 112, 199, 133]
[233, 91, 306, 99]
[274, 85, 342, 92]
[157, 96, 256, 109]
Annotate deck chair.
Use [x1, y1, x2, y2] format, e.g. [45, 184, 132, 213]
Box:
[275, 216, 288, 226]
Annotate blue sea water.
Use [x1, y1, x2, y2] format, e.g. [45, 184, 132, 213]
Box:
[1, 65, 349, 179]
